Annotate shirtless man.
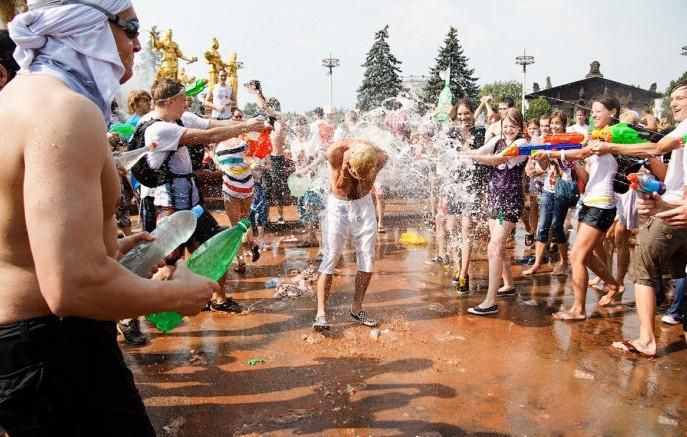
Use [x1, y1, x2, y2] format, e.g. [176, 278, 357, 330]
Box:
[314, 139, 388, 331]
[0, 1, 217, 434]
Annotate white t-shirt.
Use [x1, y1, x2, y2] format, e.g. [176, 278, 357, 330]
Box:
[582, 154, 617, 209]
[211, 83, 232, 119]
[566, 124, 589, 135]
[664, 118, 687, 202]
[140, 111, 210, 208]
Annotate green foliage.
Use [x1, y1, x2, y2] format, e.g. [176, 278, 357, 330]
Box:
[661, 71, 687, 117]
[243, 102, 258, 117]
[356, 25, 403, 111]
[525, 97, 551, 121]
[422, 27, 479, 110]
[479, 81, 523, 111]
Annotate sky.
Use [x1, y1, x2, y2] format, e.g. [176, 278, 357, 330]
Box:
[132, 0, 687, 113]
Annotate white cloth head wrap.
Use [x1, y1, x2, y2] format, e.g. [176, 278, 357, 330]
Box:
[8, 0, 133, 119]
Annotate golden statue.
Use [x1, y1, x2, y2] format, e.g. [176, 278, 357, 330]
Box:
[177, 68, 196, 86]
[226, 51, 241, 110]
[204, 37, 230, 89]
[149, 27, 197, 81]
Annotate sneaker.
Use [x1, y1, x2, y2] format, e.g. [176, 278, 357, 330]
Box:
[467, 304, 499, 316]
[456, 275, 470, 295]
[496, 287, 516, 297]
[350, 310, 378, 327]
[425, 256, 445, 265]
[661, 314, 683, 325]
[313, 315, 330, 332]
[210, 298, 244, 313]
[117, 319, 147, 345]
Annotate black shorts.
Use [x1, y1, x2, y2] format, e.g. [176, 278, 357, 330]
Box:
[578, 204, 616, 232]
[0, 316, 155, 437]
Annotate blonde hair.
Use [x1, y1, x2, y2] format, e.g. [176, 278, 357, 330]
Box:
[619, 109, 639, 125]
[348, 142, 377, 180]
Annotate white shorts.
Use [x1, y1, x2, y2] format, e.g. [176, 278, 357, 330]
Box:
[318, 193, 377, 274]
[616, 190, 639, 230]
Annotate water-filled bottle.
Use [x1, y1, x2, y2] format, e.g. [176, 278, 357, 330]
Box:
[186, 218, 251, 281]
[120, 206, 203, 333]
[113, 146, 149, 171]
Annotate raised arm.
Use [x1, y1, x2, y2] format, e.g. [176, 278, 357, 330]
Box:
[24, 97, 216, 320]
[181, 118, 266, 145]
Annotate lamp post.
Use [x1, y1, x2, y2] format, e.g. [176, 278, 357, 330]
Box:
[322, 53, 340, 107]
[515, 49, 535, 113]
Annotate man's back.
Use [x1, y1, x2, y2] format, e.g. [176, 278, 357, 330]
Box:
[0, 74, 119, 324]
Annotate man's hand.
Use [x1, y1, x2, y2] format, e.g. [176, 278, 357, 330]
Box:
[656, 203, 687, 229]
[637, 192, 665, 218]
[116, 232, 154, 260]
[168, 260, 219, 315]
[245, 118, 269, 132]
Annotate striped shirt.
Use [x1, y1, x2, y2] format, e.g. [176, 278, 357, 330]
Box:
[215, 138, 254, 199]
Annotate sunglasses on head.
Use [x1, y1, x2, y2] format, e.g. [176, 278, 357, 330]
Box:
[61, 0, 139, 40]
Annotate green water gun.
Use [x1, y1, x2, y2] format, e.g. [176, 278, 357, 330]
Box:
[109, 123, 136, 139]
[590, 123, 650, 144]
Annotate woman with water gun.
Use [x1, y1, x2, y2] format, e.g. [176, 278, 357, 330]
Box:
[533, 96, 623, 320]
[465, 108, 528, 316]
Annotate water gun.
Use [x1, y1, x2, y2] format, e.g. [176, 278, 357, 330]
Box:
[590, 123, 651, 144]
[109, 123, 136, 139]
[627, 172, 666, 195]
[500, 142, 582, 157]
[542, 133, 585, 144]
[185, 79, 208, 97]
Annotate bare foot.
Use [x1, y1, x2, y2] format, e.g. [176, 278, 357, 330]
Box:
[551, 263, 569, 276]
[598, 285, 625, 307]
[553, 309, 586, 321]
[522, 265, 541, 276]
[611, 339, 656, 358]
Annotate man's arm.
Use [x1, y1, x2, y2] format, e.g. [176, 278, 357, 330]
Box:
[590, 136, 683, 158]
[24, 97, 216, 320]
[180, 119, 266, 145]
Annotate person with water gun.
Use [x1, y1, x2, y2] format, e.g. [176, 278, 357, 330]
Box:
[464, 108, 528, 316]
[533, 96, 623, 321]
[590, 81, 687, 358]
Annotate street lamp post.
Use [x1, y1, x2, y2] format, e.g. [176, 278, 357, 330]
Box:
[322, 53, 340, 107]
[515, 49, 535, 113]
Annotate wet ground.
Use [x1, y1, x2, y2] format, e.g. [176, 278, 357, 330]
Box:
[123, 204, 687, 436]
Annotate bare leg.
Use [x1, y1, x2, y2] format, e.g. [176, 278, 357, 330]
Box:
[552, 242, 570, 275]
[445, 214, 458, 269]
[529, 197, 539, 239]
[459, 215, 472, 278]
[614, 221, 631, 288]
[478, 219, 515, 308]
[277, 205, 284, 221]
[316, 273, 333, 318]
[351, 271, 373, 314]
[435, 212, 447, 259]
[554, 223, 603, 320]
[612, 284, 656, 356]
[523, 241, 547, 275]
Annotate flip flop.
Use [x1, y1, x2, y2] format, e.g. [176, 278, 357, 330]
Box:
[612, 340, 656, 358]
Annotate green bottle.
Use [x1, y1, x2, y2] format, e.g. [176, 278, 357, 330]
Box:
[435, 68, 453, 123]
[187, 218, 251, 281]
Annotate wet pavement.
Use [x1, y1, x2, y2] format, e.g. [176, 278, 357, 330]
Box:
[123, 207, 687, 436]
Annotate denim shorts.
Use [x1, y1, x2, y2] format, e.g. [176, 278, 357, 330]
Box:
[578, 204, 616, 232]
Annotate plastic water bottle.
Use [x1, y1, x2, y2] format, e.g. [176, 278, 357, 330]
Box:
[113, 146, 150, 171]
[119, 206, 203, 277]
[120, 206, 203, 333]
[186, 218, 251, 281]
[265, 278, 280, 288]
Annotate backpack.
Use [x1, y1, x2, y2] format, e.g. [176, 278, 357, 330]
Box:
[127, 118, 183, 187]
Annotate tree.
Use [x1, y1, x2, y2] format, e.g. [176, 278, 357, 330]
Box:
[356, 25, 403, 111]
[243, 102, 258, 118]
[479, 81, 523, 111]
[661, 71, 687, 117]
[525, 97, 551, 120]
[422, 27, 479, 109]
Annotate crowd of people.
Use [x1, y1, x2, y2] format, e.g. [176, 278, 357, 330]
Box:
[0, 0, 686, 435]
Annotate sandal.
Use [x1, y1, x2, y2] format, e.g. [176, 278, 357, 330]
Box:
[313, 315, 330, 332]
[496, 287, 516, 297]
[467, 304, 499, 316]
[612, 339, 656, 358]
[350, 310, 378, 327]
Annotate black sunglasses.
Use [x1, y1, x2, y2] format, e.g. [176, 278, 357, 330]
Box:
[61, 0, 139, 39]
